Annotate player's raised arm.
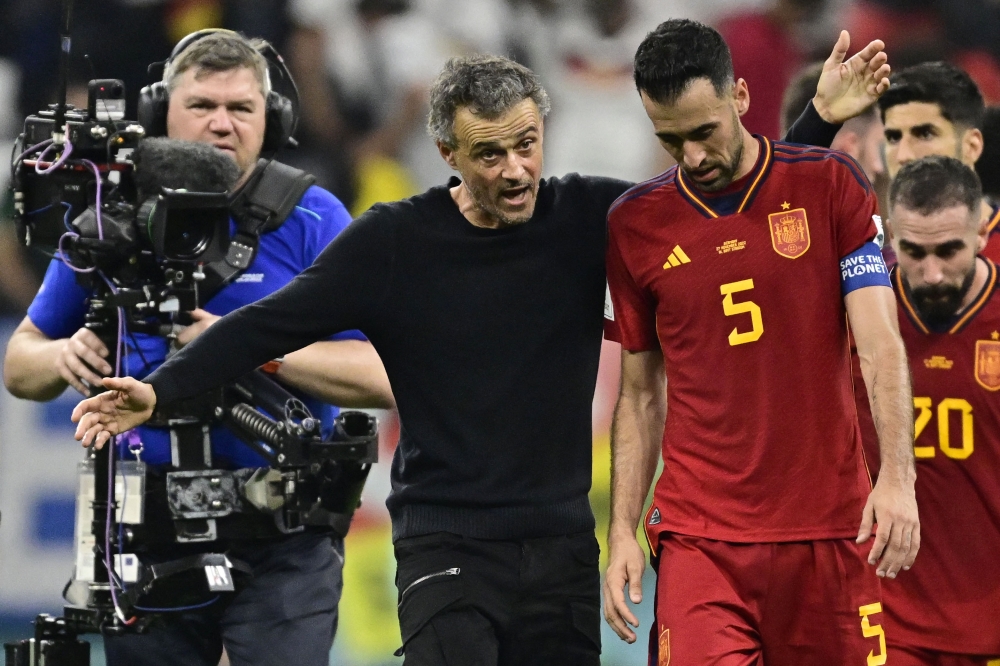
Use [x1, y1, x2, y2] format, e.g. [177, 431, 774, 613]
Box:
[604, 348, 665, 644]
[847, 285, 919, 578]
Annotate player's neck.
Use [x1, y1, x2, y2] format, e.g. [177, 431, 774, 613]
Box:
[959, 257, 990, 312]
[732, 127, 760, 183]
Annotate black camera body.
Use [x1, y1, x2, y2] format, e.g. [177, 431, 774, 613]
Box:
[6, 80, 374, 666]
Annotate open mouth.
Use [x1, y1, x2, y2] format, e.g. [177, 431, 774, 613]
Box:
[690, 167, 719, 183]
[500, 185, 531, 206]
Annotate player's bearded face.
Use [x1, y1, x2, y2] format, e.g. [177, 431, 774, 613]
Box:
[894, 203, 985, 326]
[640, 79, 750, 193]
[682, 108, 744, 193]
[908, 268, 976, 325]
[445, 100, 544, 226]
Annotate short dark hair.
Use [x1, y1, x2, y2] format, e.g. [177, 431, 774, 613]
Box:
[633, 19, 734, 104]
[976, 106, 1000, 200]
[877, 62, 984, 129]
[890, 155, 982, 216]
[427, 55, 551, 149]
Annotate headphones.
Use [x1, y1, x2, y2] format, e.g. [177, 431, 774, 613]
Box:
[137, 29, 299, 154]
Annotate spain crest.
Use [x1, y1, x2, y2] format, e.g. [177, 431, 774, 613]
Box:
[975, 339, 1000, 391]
[768, 208, 810, 259]
[658, 627, 671, 666]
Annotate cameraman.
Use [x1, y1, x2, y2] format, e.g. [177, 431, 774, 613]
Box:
[2, 31, 393, 666]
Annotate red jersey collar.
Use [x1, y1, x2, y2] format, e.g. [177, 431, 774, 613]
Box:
[894, 259, 998, 335]
[674, 135, 773, 219]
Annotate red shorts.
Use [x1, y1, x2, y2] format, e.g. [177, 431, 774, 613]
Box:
[888, 645, 1000, 666]
[649, 533, 883, 666]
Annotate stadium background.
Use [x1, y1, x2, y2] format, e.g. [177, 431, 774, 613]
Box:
[2, 0, 1000, 663]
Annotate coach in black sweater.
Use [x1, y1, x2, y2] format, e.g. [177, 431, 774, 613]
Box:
[73, 43, 888, 664]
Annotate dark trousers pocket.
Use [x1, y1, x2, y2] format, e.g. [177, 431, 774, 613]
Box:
[404, 607, 498, 666]
[395, 568, 499, 666]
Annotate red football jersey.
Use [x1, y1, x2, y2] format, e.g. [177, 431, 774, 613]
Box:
[981, 204, 1000, 264]
[877, 260, 1000, 655]
[605, 137, 878, 545]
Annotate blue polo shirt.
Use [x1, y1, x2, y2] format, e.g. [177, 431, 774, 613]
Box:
[28, 185, 363, 468]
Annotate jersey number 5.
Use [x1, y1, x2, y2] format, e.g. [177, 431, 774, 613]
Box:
[720, 279, 764, 346]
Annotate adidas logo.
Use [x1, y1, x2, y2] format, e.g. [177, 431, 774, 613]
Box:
[662, 245, 691, 269]
[649, 508, 661, 525]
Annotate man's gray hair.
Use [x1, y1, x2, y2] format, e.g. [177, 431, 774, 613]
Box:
[427, 55, 551, 148]
[164, 31, 271, 98]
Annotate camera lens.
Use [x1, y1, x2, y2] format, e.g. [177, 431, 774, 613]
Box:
[163, 210, 214, 259]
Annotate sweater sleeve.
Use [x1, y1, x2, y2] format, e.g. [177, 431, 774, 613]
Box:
[783, 100, 842, 147]
[146, 208, 395, 405]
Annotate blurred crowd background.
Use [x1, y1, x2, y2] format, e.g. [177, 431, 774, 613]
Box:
[3, 0, 1000, 316]
[1, 0, 1000, 664]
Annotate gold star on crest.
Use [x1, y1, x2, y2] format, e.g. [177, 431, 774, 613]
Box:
[781, 201, 791, 210]
[992, 331, 999, 340]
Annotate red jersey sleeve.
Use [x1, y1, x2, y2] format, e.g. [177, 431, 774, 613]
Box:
[604, 215, 658, 350]
[834, 154, 881, 258]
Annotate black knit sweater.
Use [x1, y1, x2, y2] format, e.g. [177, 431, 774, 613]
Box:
[147, 174, 631, 541]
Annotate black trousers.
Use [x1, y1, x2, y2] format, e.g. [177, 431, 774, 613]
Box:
[393, 531, 601, 666]
[103, 532, 344, 666]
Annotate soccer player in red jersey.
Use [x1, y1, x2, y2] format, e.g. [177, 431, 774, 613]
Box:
[602, 19, 919, 665]
[878, 63, 1000, 263]
[868, 156, 1000, 666]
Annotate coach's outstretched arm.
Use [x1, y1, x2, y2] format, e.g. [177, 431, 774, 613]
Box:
[604, 349, 665, 644]
[785, 31, 891, 146]
[847, 284, 919, 578]
[72, 214, 392, 449]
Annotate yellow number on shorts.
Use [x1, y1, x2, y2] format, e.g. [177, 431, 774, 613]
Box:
[858, 603, 887, 666]
[720, 279, 763, 346]
[912, 397, 974, 459]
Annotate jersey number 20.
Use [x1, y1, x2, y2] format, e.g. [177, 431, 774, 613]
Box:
[913, 397, 974, 459]
[720, 279, 764, 346]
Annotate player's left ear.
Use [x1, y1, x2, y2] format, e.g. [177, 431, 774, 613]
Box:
[962, 127, 984, 166]
[976, 209, 989, 252]
[733, 78, 750, 117]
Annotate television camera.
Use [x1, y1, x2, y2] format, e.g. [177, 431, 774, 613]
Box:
[4, 5, 377, 665]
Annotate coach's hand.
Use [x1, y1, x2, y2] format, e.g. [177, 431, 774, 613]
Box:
[71, 377, 157, 450]
[857, 475, 919, 578]
[57, 327, 113, 396]
[813, 30, 891, 125]
[604, 532, 646, 643]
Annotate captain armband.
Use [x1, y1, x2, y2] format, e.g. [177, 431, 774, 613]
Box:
[840, 241, 891, 296]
